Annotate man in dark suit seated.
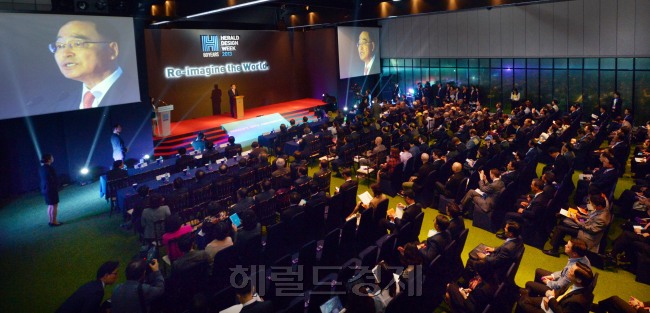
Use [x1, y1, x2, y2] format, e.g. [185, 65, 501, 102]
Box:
[306, 182, 329, 208]
[418, 214, 451, 263]
[166, 178, 188, 212]
[294, 166, 311, 186]
[248, 141, 265, 160]
[574, 152, 618, 205]
[172, 234, 210, 274]
[402, 152, 434, 194]
[190, 170, 212, 192]
[593, 295, 650, 313]
[465, 221, 524, 282]
[254, 179, 275, 204]
[56, 261, 119, 313]
[331, 136, 355, 176]
[230, 188, 254, 215]
[236, 158, 254, 178]
[107, 160, 128, 181]
[497, 179, 549, 239]
[298, 127, 316, 153]
[233, 275, 273, 313]
[336, 168, 358, 194]
[225, 136, 243, 158]
[313, 160, 330, 178]
[387, 190, 422, 231]
[280, 192, 304, 223]
[545, 146, 570, 183]
[435, 162, 466, 198]
[516, 262, 594, 313]
[175, 147, 195, 172]
[500, 160, 522, 186]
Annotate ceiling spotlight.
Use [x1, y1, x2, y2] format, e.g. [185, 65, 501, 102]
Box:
[76, 1, 88, 10]
[305, 5, 309, 11]
[80, 167, 89, 175]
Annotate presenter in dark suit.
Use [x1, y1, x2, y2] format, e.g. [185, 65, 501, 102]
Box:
[40, 154, 62, 227]
[51, 20, 138, 111]
[56, 261, 119, 313]
[228, 84, 239, 118]
[357, 31, 379, 76]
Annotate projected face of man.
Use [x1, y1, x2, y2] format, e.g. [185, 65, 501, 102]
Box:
[54, 21, 119, 89]
[357, 31, 374, 64]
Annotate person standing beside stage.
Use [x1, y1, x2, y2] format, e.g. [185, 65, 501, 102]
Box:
[228, 84, 239, 118]
[111, 123, 127, 161]
[40, 153, 63, 227]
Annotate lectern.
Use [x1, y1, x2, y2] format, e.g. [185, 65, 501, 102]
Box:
[235, 95, 245, 119]
[153, 105, 174, 137]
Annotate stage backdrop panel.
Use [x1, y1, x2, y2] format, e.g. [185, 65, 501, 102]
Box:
[145, 29, 325, 122]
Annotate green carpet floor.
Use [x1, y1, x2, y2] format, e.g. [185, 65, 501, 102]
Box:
[1, 161, 648, 312]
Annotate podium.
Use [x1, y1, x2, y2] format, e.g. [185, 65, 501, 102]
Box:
[235, 95, 245, 119]
[153, 105, 174, 137]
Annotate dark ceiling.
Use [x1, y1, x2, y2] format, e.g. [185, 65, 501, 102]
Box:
[49, 0, 566, 30]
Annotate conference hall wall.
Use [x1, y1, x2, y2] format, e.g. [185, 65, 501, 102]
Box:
[145, 29, 338, 122]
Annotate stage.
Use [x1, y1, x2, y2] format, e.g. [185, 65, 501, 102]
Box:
[153, 98, 323, 156]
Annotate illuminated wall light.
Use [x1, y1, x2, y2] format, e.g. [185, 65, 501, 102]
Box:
[448, 0, 458, 11]
[308, 11, 316, 25]
[410, 0, 423, 14]
[227, 0, 236, 6]
[151, 4, 161, 16]
[290, 14, 299, 27]
[379, 1, 390, 18]
[165, 0, 175, 16]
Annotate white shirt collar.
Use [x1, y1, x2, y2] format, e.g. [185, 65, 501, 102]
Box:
[365, 55, 376, 74]
[79, 67, 123, 109]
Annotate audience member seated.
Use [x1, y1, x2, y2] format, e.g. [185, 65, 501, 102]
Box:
[436, 162, 466, 198]
[294, 166, 311, 186]
[254, 179, 275, 204]
[605, 220, 650, 269]
[248, 141, 265, 160]
[500, 160, 522, 186]
[417, 214, 451, 263]
[107, 160, 128, 181]
[524, 238, 591, 297]
[111, 258, 165, 313]
[371, 261, 400, 312]
[336, 168, 358, 194]
[387, 190, 422, 232]
[271, 158, 292, 190]
[191, 131, 207, 152]
[347, 183, 387, 220]
[377, 147, 401, 182]
[593, 295, 649, 313]
[205, 221, 235, 265]
[460, 168, 504, 214]
[465, 221, 524, 281]
[575, 152, 618, 205]
[516, 262, 594, 313]
[359, 136, 387, 167]
[313, 160, 330, 177]
[237, 158, 254, 177]
[161, 214, 193, 263]
[172, 234, 210, 274]
[175, 147, 195, 172]
[497, 178, 549, 239]
[544, 194, 611, 256]
[166, 178, 188, 211]
[141, 195, 171, 243]
[545, 146, 570, 183]
[280, 192, 304, 223]
[445, 263, 498, 313]
[233, 275, 273, 313]
[402, 153, 434, 194]
[230, 188, 254, 215]
[331, 136, 355, 176]
[55, 261, 119, 313]
[447, 202, 466, 240]
[190, 169, 211, 191]
[233, 209, 261, 249]
[224, 136, 243, 158]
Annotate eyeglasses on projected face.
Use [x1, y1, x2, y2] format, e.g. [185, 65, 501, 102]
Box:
[356, 40, 373, 48]
[48, 40, 110, 53]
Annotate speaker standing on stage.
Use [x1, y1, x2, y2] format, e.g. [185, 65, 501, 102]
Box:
[40, 153, 63, 227]
[111, 123, 127, 161]
[228, 84, 239, 118]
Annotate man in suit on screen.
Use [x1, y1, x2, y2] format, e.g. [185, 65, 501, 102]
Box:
[357, 30, 379, 76]
[50, 19, 137, 110]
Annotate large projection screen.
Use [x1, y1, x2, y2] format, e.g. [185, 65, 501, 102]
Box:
[337, 27, 381, 79]
[0, 13, 141, 120]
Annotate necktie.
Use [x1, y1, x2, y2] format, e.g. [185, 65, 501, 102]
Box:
[83, 91, 95, 109]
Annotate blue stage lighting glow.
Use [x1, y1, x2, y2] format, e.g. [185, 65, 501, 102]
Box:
[80, 167, 89, 175]
[144, 154, 150, 160]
